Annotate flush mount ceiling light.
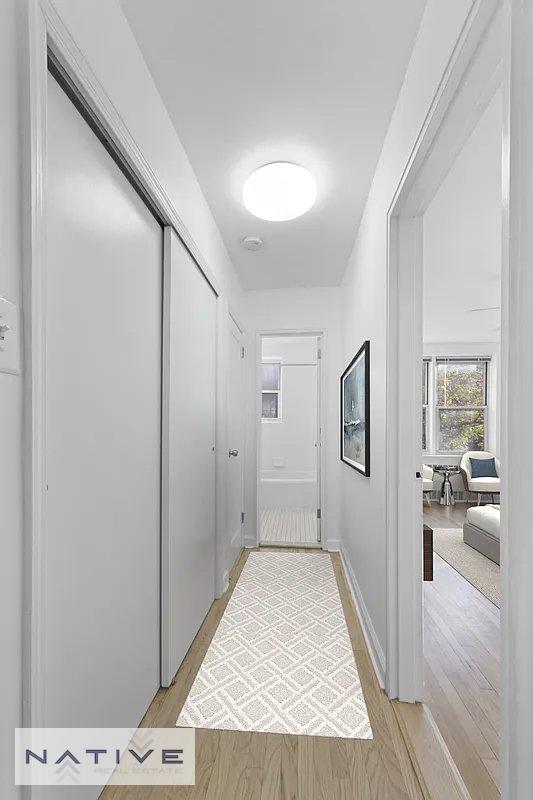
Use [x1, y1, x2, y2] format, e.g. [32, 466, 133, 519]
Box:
[242, 162, 317, 221]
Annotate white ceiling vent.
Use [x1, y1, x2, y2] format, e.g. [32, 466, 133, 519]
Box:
[242, 236, 264, 252]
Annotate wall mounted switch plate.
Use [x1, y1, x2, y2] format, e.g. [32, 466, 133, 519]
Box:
[0, 296, 21, 375]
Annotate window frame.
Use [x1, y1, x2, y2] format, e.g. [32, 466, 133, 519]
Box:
[261, 358, 282, 422]
[422, 359, 430, 452]
[433, 357, 489, 455]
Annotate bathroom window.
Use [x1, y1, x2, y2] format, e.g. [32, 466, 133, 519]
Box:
[261, 360, 282, 420]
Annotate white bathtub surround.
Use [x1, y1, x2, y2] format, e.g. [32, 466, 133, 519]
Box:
[176, 551, 372, 738]
[259, 475, 317, 510]
[260, 507, 318, 546]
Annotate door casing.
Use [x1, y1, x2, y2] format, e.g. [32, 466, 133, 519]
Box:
[224, 314, 245, 587]
[384, 0, 508, 748]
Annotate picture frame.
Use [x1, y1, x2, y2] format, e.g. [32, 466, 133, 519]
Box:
[340, 340, 370, 476]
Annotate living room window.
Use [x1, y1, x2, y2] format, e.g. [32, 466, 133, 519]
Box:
[435, 358, 488, 453]
[261, 360, 282, 421]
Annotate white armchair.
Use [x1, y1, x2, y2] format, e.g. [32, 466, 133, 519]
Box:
[422, 464, 435, 506]
[459, 451, 500, 504]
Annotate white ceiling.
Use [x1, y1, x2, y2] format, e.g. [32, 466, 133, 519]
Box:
[120, 0, 426, 290]
[423, 89, 503, 344]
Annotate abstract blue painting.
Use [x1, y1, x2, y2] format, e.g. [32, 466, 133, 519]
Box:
[341, 341, 370, 476]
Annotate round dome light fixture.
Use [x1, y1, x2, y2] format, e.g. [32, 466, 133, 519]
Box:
[242, 162, 317, 222]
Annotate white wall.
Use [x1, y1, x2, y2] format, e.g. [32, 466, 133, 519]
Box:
[340, 0, 476, 661]
[243, 288, 342, 549]
[423, 88, 502, 343]
[0, 2, 23, 797]
[262, 335, 318, 365]
[420, 89, 502, 473]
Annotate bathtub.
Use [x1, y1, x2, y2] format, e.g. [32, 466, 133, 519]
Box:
[259, 471, 317, 510]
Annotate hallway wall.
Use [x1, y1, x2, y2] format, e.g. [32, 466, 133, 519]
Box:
[340, 0, 477, 674]
[243, 287, 342, 550]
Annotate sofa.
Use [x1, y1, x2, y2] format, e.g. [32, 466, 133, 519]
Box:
[463, 504, 500, 564]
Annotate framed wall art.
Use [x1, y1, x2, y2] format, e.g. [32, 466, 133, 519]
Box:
[340, 340, 370, 476]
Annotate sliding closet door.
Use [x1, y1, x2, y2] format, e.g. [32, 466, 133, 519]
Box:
[161, 228, 217, 686]
[44, 73, 161, 730]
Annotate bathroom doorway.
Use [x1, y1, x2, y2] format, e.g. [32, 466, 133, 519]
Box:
[258, 334, 321, 547]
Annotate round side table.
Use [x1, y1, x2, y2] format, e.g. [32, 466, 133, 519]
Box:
[433, 466, 461, 506]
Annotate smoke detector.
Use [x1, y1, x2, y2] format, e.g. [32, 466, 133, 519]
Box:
[242, 236, 264, 252]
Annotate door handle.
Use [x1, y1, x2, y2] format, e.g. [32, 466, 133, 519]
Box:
[229, 449, 239, 457]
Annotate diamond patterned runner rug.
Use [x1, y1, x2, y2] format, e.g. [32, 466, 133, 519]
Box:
[176, 551, 372, 738]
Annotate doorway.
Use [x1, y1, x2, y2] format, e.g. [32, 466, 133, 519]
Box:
[386, 3, 506, 798]
[258, 334, 322, 547]
[420, 84, 502, 800]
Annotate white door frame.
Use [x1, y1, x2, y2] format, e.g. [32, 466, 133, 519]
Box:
[214, 301, 247, 599]
[385, 0, 506, 702]
[220, 308, 246, 593]
[504, 2, 533, 795]
[385, 0, 521, 793]
[24, 0, 222, 745]
[254, 329, 325, 549]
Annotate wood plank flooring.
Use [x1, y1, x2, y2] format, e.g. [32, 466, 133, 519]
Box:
[423, 503, 500, 800]
[259, 507, 318, 546]
[100, 549, 424, 800]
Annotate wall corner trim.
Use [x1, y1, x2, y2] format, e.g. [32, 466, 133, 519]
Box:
[340, 544, 386, 689]
[243, 536, 257, 549]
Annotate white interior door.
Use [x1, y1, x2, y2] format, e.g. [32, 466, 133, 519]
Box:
[44, 73, 161, 735]
[161, 228, 217, 686]
[226, 316, 244, 578]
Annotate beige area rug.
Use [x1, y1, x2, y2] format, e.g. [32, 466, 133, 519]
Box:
[433, 528, 500, 607]
[176, 551, 372, 739]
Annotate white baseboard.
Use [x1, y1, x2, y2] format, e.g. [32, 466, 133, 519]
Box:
[243, 534, 257, 548]
[326, 538, 341, 552]
[222, 569, 229, 594]
[340, 544, 386, 689]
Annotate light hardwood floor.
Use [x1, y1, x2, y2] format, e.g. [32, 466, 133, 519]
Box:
[101, 548, 425, 800]
[424, 503, 500, 800]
